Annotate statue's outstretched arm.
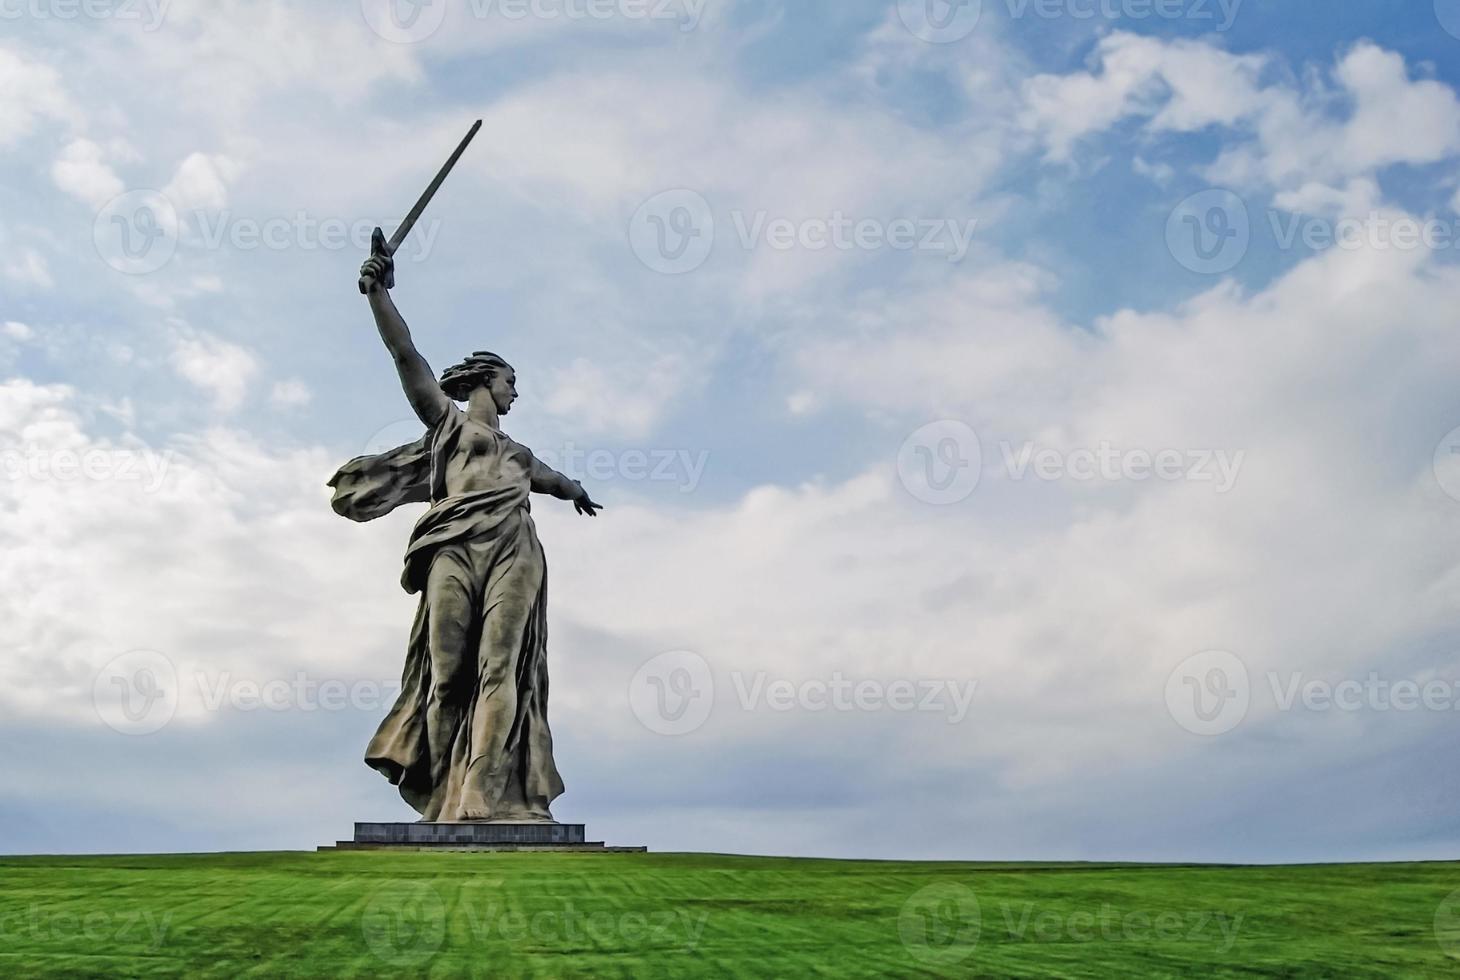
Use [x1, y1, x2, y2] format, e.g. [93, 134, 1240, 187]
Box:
[360, 251, 452, 427]
[530, 456, 603, 517]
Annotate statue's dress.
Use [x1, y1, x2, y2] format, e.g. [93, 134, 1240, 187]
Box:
[329, 404, 564, 822]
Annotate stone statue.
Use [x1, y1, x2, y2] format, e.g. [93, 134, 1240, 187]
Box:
[328, 244, 601, 824]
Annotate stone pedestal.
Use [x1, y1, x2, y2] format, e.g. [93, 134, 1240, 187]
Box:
[319, 822, 646, 852]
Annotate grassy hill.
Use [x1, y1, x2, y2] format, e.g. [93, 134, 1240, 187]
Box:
[1, 851, 1457, 977]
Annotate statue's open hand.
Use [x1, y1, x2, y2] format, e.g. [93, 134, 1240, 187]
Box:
[573, 486, 603, 517]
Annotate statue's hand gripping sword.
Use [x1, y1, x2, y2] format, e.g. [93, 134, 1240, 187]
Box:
[358, 119, 483, 294]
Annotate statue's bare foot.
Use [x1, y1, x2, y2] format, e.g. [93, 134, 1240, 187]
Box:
[457, 804, 493, 822]
[492, 807, 555, 824]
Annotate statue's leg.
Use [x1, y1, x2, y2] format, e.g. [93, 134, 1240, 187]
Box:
[423, 546, 477, 791]
[458, 524, 547, 821]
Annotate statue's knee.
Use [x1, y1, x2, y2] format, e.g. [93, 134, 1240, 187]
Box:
[430, 662, 469, 703]
[479, 651, 519, 688]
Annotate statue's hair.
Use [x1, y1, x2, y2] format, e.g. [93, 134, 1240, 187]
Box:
[439, 351, 512, 401]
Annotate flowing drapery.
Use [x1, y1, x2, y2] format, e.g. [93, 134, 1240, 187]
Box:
[329, 407, 564, 821]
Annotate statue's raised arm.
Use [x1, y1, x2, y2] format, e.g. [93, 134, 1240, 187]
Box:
[359, 241, 453, 428]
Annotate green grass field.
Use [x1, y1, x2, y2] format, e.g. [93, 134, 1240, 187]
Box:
[1, 851, 1458, 978]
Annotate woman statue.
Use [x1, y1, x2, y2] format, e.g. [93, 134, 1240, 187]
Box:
[328, 246, 601, 824]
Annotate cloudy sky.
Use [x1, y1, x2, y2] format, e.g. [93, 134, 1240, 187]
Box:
[5, 0, 1460, 862]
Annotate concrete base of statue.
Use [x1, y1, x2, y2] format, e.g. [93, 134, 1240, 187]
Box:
[318, 822, 647, 852]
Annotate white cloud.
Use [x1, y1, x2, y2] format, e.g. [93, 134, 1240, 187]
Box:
[166, 152, 239, 212]
[3, 321, 34, 342]
[540, 354, 692, 440]
[1271, 177, 1381, 218]
[1025, 35, 1460, 195]
[51, 139, 125, 209]
[0, 46, 77, 148]
[787, 391, 818, 416]
[0, 379, 408, 742]
[1022, 33, 1269, 161]
[1132, 156, 1175, 186]
[269, 379, 313, 409]
[90, 0, 424, 117]
[169, 328, 259, 413]
[1210, 44, 1460, 190]
[4, 248, 53, 289]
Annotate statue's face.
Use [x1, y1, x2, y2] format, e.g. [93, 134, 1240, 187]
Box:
[488, 367, 518, 415]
